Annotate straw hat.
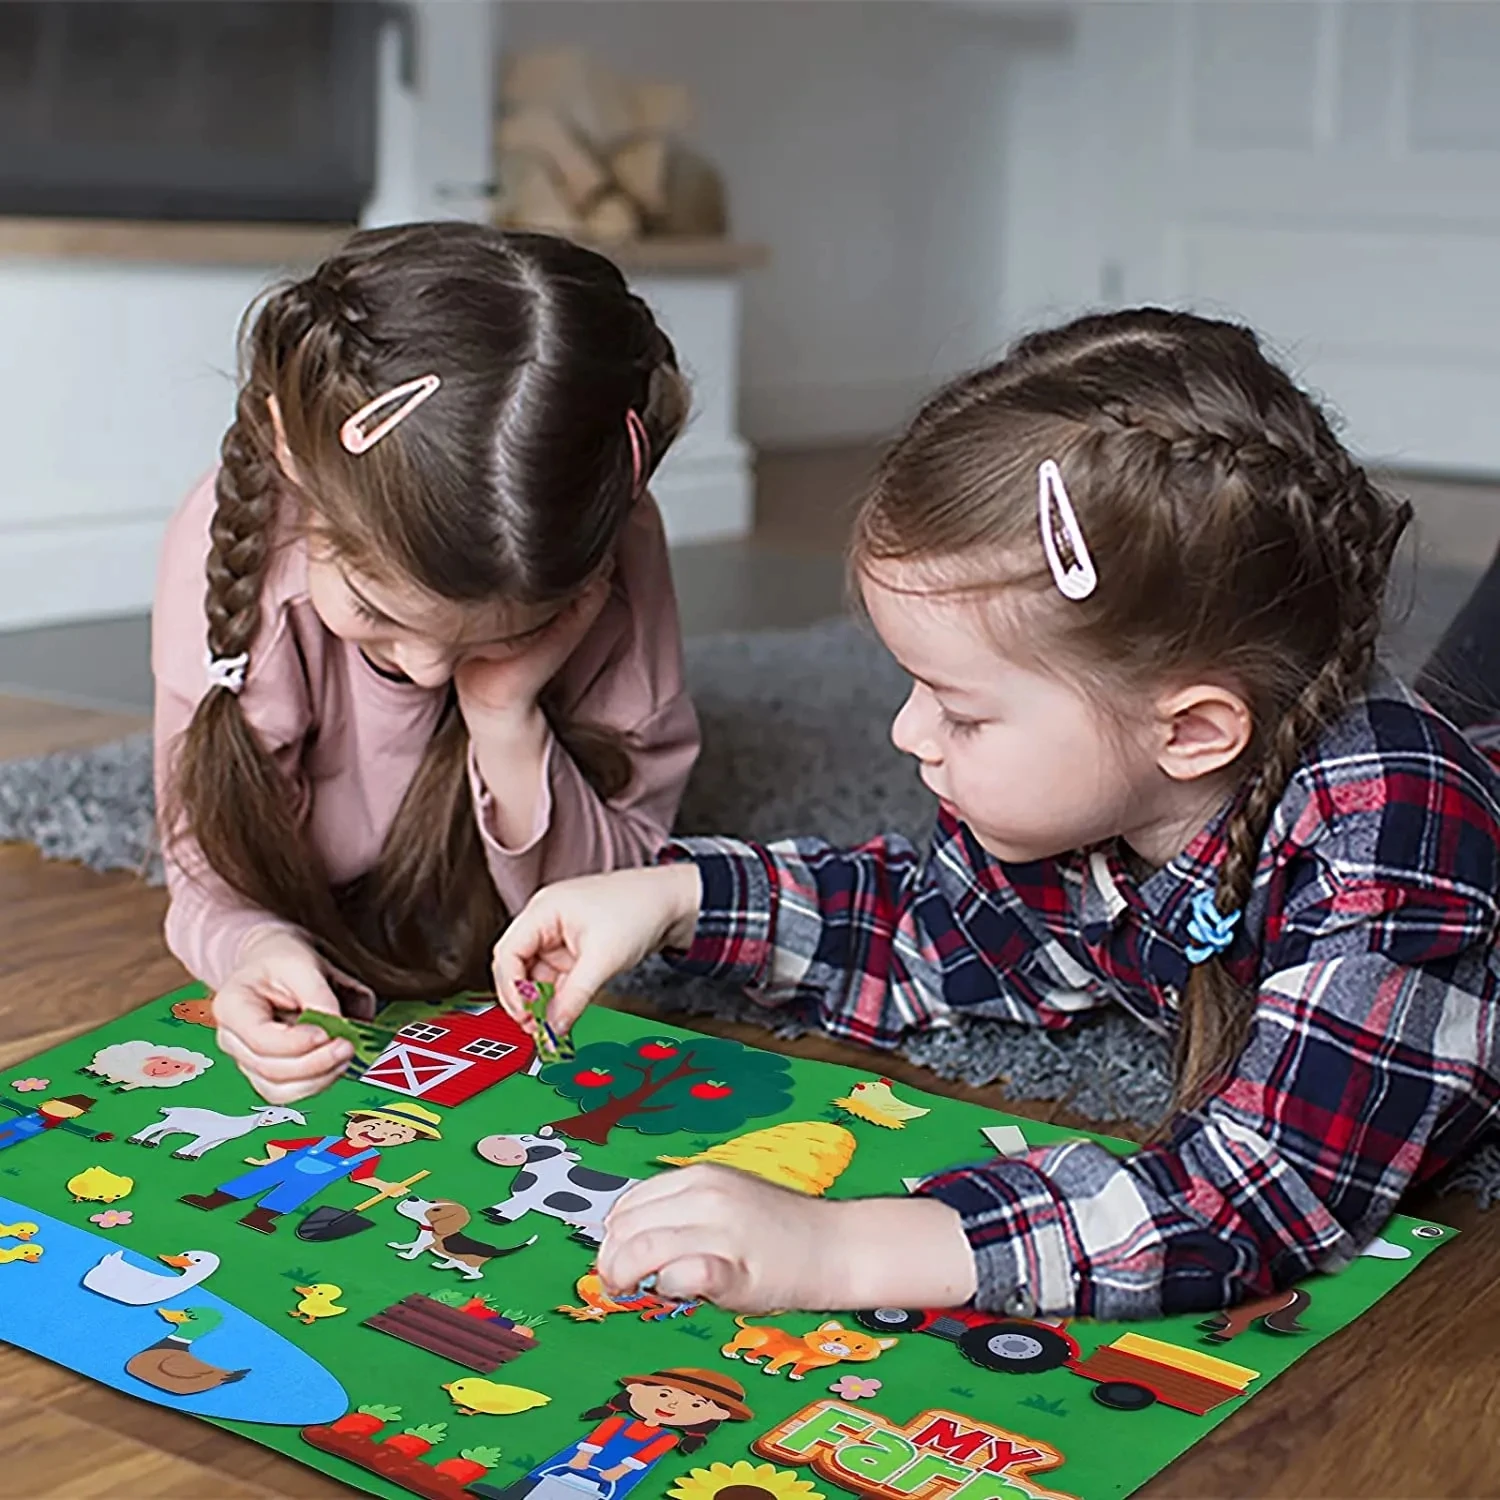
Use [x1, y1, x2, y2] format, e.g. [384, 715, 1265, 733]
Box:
[345, 1101, 443, 1140]
[617, 1367, 753, 1422]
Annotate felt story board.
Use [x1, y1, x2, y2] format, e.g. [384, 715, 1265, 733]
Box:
[0, 984, 1453, 1500]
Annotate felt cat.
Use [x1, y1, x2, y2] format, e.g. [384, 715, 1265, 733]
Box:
[720, 1316, 896, 1380]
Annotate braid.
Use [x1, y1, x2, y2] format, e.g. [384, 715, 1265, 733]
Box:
[204, 388, 279, 667]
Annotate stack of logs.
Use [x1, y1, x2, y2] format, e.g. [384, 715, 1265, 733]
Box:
[494, 48, 727, 243]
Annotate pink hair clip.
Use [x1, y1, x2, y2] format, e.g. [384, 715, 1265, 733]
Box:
[625, 408, 649, 496]
[339, 373, 441, 455]
[1037, 458, 1097, 601]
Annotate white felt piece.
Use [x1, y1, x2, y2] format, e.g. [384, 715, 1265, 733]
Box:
[900, 1177, 927, 1194]
[1359, 1236, 1413, 1260]
[981, 1124, 1030, 1156]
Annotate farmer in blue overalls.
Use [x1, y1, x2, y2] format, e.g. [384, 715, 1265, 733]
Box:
[0, 1094, 97, 1151]
[180, 1101, 440, 1234]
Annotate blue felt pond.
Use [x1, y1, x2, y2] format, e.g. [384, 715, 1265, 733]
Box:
[0, 1195, 346, 1425]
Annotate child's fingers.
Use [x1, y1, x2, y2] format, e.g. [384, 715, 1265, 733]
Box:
[547, 954, 616, 1035]
[217, 1026, 352, 1084]
[598, 1222, 732, 1295]
[654, 1254, 732, 1305]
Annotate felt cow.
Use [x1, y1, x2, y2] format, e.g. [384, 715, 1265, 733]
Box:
[475, 1130, 639, 1245]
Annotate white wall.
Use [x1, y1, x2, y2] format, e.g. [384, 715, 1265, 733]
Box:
[501, 0, 1022, 448]
[1001, 0, 1500, 475]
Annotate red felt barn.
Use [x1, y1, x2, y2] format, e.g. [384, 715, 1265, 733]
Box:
[360, 1007, 535, 1106]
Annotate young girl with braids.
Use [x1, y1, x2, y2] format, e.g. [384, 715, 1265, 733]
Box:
[154, 223, 698, 1105]
[493, 308, 1500, 1322]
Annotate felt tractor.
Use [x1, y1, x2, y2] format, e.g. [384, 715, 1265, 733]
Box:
[854, 1308, 1258, 1416]
[852, 1305, 1080, 1374]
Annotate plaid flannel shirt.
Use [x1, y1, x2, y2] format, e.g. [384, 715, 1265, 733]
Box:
[665, 675, 1500, 1319]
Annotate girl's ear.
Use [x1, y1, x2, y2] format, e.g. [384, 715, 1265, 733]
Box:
[1153, 683, 1252, 782]
[266, 394, 302, 485]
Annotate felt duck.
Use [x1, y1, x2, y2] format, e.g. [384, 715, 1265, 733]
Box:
[0, 1242, 42, 1264]
[289, 1284, 347, 1324]
[125, 1306, 250, 1396]
[83, 1249, 220, 1305]
[0, 1221, 38, 1241]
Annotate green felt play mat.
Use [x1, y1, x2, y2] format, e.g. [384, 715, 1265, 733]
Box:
[0, 984, 1453, 1500]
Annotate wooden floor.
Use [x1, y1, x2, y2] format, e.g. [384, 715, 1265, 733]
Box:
[1, 700, 1499, 1496]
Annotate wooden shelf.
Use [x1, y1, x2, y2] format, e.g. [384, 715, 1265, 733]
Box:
[0, 217, 767, 275]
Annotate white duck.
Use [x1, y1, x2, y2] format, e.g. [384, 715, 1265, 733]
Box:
[83, 1249, 221, 1306]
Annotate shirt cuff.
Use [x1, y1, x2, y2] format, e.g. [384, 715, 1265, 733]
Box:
[468, 734, 556, 858]
[659, 837, 776, 983]
[915, 1159, 1079, 1317]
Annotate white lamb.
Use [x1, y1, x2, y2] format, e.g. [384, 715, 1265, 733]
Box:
[129, 1104, 306, 1158]
[85, 1040, 214, 1092]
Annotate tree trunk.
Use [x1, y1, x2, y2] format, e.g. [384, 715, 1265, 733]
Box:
[545, 1057, 703, 1145]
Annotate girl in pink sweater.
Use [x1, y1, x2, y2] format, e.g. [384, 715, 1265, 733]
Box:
[153, 224, 700, 1104]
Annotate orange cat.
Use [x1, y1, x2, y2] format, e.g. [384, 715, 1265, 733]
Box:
[720, 1316, 897, 1380]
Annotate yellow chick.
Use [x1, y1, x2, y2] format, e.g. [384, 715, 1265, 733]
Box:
[833, 1077, 932, 1130]
[290, 1283, 347, 1324]
[0, 1221, 39, 1241]
[442, 1378, 552, 1417]
[67, 1165, 135, 1203]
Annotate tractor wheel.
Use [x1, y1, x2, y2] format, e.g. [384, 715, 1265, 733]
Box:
[854, 1307, 925, 1335]
[958, 1321, 1073, 1373]
[1091, 1380, 1157, 1411]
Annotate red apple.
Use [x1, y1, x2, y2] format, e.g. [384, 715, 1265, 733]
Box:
[574, 1068, 614, 1088]
[689, 1081, 733, 1100]
[638, 1041, 679, 1060]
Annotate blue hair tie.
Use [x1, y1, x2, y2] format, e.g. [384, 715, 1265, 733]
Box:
[1184, 888, 1241, 964]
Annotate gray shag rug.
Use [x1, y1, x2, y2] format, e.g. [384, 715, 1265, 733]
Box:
[0, 618, 1493, 1206]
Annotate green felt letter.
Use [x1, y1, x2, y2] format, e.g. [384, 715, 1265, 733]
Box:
[775, 1405, 873, 1456]
[884, 1451, 973, 1493]
[837, 1429, 917, 1484]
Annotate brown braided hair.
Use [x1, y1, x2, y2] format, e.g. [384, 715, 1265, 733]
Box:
[853, 309, 1410, 1113]
[166, 224, 689, 998]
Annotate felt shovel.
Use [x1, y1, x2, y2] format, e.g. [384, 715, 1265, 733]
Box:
[296, 1169, 430, 1242]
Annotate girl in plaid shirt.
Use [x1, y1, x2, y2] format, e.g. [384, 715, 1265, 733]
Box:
[495, 309, 1500, 1322]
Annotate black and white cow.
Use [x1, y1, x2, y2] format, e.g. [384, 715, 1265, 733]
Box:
[476, 1129, 640, 1244]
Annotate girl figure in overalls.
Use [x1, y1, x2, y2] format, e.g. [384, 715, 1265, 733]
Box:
[479, 1367, 751, 1499]
[180, 1100, 440, 1233]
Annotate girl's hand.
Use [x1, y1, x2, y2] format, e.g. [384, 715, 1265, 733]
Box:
[212, 929, 356, 1104]
[491, 864, 703, 1039]
[597, 1165, 977, 1313]
[453, 574, 611, 728]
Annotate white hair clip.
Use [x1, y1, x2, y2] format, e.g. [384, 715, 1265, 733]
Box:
[1037, 458, 1098, 602]
[339, 373, 441, 455]
[205, 650, 249, 694]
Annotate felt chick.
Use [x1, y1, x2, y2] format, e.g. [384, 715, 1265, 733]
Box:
[497, 308, 1500, 1325]
[152, 222, 699, 1106]
[290, 1284, 347, 1324]
[441, 1378, 550, 1417]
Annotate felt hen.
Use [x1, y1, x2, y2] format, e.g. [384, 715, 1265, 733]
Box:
[832, 1078, 931, 1130]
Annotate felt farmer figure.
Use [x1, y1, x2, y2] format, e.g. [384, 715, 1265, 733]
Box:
[472, 1367, 751, 1500]
[180, 1100, 440, 1233]
[0, 1094, 97, 1152]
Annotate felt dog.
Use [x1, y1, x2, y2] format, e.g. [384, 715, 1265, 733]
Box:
[720, 1316, 897, 1380]
[388, 1197, 536, 1281]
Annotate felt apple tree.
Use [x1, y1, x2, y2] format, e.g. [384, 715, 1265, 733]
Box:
[540, 1034, 794, 1145]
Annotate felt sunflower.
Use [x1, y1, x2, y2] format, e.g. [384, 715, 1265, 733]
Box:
[667, 1460, 825, 1499]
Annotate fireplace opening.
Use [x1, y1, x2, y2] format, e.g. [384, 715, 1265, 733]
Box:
[0, 1, 380, 223]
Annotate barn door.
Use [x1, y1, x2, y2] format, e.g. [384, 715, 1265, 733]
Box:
[362, 1042, 472, 1099]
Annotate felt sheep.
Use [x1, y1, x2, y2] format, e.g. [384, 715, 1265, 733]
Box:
[84, 1041, 214, 1092]
[129, 1104, 306, 1158]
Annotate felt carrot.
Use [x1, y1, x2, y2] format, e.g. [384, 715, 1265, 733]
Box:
[433, 1447, 503, 1484]
[381, 1423, 448, 1458]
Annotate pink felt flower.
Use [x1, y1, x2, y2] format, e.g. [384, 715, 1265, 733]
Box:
[90, 1210, 132, 1229]
[10, 1077, 48, 1092]
[830, 1375, 882, 1400]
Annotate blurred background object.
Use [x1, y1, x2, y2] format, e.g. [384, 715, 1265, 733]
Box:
[495, 48, 727, 242]
[1, 1, 1500, 707]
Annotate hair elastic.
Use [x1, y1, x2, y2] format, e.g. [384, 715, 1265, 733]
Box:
[205, 649, 249, 695]
[625, 408, 649, 496]
[339, 373, 442, 455]
[1037, 458, 1098, 601]
[1184, 888, 1242, 963]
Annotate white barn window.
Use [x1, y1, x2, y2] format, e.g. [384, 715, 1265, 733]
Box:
[460, 1038, 516, 1062]
[399, 1022, 448, 1043]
